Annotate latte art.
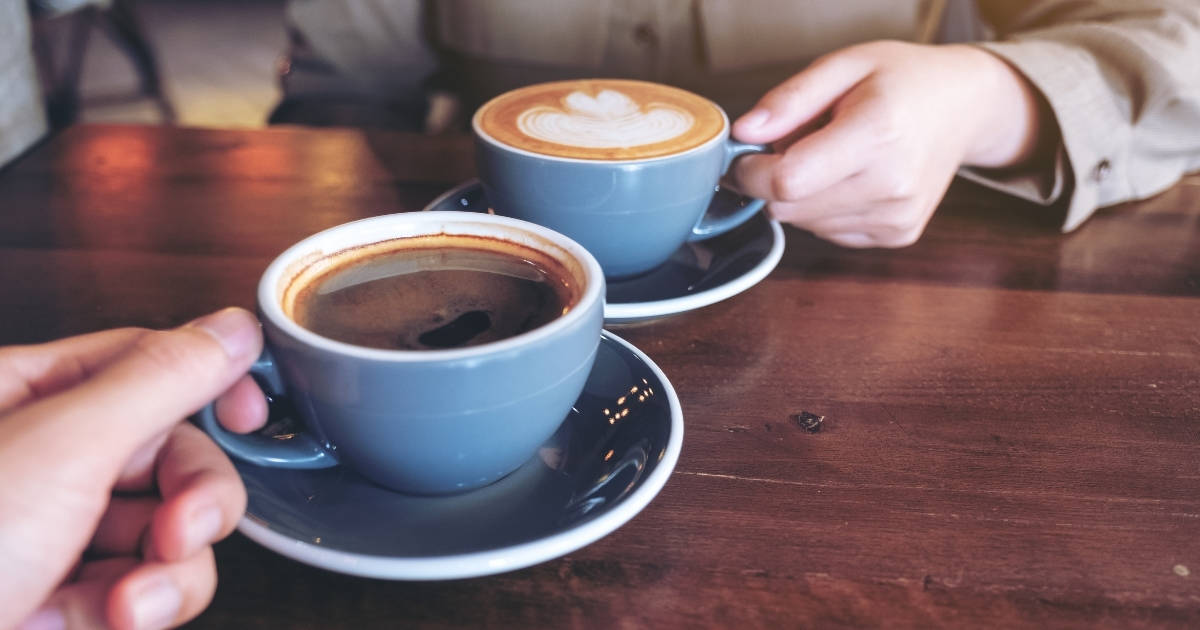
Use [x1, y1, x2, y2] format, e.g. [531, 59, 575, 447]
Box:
[517, 89, 694, 149]
[475, 79, 726, 161]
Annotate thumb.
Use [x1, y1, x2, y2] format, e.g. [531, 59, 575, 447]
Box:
[731, 48, 875, 145]
[3, 308, 262, 479]
[0, 309, 259, 630]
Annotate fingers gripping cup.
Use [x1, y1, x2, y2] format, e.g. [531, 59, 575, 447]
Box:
[196, 212, 605, 495]
[473, 79, 767, 279]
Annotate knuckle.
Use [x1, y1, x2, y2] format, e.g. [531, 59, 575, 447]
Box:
[131, 329, 222, 382]
[132, 331, 191, 373]
[869, 107, 905, 147]
[822, 41, 884, 69]
[879, 227, 922, 248]
[730, 155, 764, 191]
[848, 40, 911, 63]
[771, 166, 805, 202]
[768, 80, 806, 106]
[193, 468, 247, 523]
[877, 171, 916, 199]
[837, 236, 875, 249]
[869, 40, 908, 54]
[822, 231, 874, 248]
[764, 200, 802, 224]
[876, 211, 917, 233]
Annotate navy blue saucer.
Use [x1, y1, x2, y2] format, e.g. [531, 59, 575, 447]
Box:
[422, 180, 785, 324]
[234, 331, 683, 580]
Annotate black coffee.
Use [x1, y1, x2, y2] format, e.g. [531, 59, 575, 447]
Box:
[289, 235, 578, 350]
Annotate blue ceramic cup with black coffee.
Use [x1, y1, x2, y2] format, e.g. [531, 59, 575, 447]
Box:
[474, 78, 767, 279]
[196, 212, 605, 495]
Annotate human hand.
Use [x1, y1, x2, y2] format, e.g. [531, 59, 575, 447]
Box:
[0, 308, 262, 630]
[730, 41, 1047, 248]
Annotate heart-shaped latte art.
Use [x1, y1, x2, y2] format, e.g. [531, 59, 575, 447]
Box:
[517, 89, 695, 149]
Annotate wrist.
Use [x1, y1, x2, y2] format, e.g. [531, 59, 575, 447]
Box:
[951, 45, 1048, 169]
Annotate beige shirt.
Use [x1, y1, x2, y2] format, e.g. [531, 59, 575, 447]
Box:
[291, 0, 1200, 232]
[0, 0, 48, 169]
[974, 0, 1200, 231]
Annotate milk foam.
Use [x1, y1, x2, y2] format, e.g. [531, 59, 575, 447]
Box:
[516, 89, 694, 149]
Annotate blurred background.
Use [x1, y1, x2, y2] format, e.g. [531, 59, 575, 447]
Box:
[32, 0, 286, 128]
[18, 0, 989, 152]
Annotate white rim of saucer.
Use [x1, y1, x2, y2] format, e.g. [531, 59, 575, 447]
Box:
[235, 330, 684, 581]
[421, 180, 786, 324]
[604, 219, 784, 323]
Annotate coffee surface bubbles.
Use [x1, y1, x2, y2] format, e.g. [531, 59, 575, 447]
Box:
[287, 236, 577, 351]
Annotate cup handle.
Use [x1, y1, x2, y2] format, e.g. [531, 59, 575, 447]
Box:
[194, 349, 337, 469]
[688, 141, 769, 241]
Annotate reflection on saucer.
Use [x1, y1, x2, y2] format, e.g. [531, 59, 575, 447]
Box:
[422, 180, 785, 324]
[233, 331, 683, 580]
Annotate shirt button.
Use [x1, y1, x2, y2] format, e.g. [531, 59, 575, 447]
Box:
[633, 23, 658, 47]
[1092, 159, 1112, 182]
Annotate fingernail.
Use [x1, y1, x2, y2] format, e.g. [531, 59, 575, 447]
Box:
[131, 577, 182, 630]
[185, 504, 224, 557]
[18, 608, 65, 630]
[738, 108, 770, 129]
[187, 308, 258, 362]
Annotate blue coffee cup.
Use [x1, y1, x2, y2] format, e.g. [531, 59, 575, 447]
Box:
[474, 79, 767, 279]
[196, 212, 606, 495]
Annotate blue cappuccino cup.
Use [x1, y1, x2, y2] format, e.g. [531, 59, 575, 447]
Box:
[474, 79, 767, 279]
[196, 212, 606, 495]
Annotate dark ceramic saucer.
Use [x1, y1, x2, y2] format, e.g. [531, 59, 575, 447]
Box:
[234, 331, 682, 580]
[422, 180, 785, 324]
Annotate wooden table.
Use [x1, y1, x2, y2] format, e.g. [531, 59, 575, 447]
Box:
[2, 125, 1198, 628]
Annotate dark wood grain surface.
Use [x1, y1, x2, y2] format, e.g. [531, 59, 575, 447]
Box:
[2, 125, 1197, 629]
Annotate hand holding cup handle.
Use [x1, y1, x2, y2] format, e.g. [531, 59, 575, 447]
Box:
[688, 140, 769, 241]
[195, 349, 337, 469]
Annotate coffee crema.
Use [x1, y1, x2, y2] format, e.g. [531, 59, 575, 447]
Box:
[283, 234, 579, 351]
[475, 79, 725, 161]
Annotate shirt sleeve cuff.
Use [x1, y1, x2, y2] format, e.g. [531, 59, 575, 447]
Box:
[968, 38, 1127, 232]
